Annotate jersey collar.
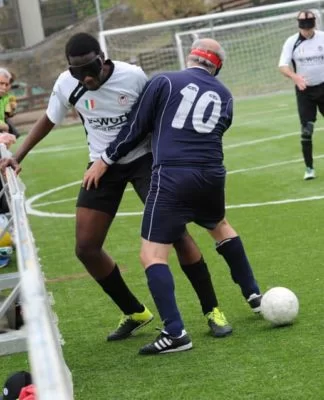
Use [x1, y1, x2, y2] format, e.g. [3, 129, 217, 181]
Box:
[101, 59, 115, 86]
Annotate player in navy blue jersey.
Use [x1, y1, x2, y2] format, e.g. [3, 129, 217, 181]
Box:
[0, 33, 236, 342]
[80, 37, 261, 354]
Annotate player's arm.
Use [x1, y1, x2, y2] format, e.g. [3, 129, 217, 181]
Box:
[278, 38, 307, 91]
[0, 75, 69, 174]
[83, 78, 159, 190]
[16, 115, 55, 163]
[223, 97, 233, 132]
[279, 66, 307, 91]
[279, 65, 305, 87]
[101, 78, 159, 165]
[0, 114, 55, 174]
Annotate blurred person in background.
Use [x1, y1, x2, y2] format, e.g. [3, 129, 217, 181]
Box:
[5, 71, 20, 138]
[279, 10, 324, 180]
[0, 68, 11, 133]
[0, 69, 16, 230]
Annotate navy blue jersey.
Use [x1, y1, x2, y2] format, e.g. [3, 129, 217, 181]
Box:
[102, 67, 233, 170]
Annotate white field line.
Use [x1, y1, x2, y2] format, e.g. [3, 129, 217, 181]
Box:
[33, 197, 78, 207]
[33, 187, 135, 207]
[234, 104, 290, 118]
[28, 127, 303, 157]
[26, 194, 324, 218]
[227, 195, 324, 209]
[30, 144, 87, 154]
[224, 128, 324, 149]
[26, 154, 324, 218]
[226, 126, 324, 149]
[233, 112, 297, 127]
[28, 105, 297, 155]
[228, 154, 324, 174]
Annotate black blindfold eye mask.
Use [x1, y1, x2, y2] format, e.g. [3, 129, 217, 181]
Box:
[298, 17, 315, 29]
[69, 56, 103, 80]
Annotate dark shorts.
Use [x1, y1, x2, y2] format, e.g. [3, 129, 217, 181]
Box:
[296, 82, 324, 124]
[76, 153, 153, 216]
[141, 166, 225, 244]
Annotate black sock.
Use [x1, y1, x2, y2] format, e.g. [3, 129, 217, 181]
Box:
[301, 141, 313, 169]
[96, 265, 144, 315]
[216, 236, 260, 299]
[181, 257, 218, 315]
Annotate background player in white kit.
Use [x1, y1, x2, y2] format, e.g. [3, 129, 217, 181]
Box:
[279, 10, 324, 180]
[0, 33, 234, 341]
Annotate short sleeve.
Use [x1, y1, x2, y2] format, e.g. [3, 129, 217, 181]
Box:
[133, 66, 148, 94]
[278, 37, 294, 67]
[46, 75, 70, 125]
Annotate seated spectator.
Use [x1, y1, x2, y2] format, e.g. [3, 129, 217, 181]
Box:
[0, 68, 11, 132]
[0, 131, 16, 217]
[0, 214, 13, 269]
[5, 71, 20, 138]
[0, 121, 16, 262]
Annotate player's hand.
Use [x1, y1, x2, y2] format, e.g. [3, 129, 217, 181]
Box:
[82, 159, 109, 190]
[0, 133, 16, 149]
[293, 74, 307, 91]
[0, 157, 21, 175]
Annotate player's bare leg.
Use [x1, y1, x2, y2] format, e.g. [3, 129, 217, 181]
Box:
[75, 207, 153, 340]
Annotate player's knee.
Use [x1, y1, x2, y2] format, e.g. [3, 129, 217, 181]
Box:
[140, 248, 151, 267]
[301, 122, 314, 141]
[213, 218, 236, 238]
[214, 218, 228, 231]
[75, 241, 98, 263]
[173, 232, 201, 264]
[140, 243, 169, 268]
[75, 242, 87, 262]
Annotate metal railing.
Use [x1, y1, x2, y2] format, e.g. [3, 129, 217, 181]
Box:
[0, 144, 74, 400]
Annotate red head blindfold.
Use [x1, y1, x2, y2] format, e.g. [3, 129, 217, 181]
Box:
[190, 49, 223, 68]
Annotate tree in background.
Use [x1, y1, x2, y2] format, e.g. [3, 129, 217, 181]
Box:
[126, 0, 214, 20]
[72, 0, 116, 18]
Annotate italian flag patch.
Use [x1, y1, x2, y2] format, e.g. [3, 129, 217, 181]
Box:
[85, 99, 95, 110]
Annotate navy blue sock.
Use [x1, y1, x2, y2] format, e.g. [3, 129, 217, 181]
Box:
[146, 264, 184, 337]
[216, 236, 260, 299]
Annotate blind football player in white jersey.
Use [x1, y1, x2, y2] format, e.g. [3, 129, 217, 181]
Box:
[0, 33, 236, 342]
[279, 10, 324, 180]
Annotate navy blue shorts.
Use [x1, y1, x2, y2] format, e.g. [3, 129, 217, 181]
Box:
[141, 166, 225, 244]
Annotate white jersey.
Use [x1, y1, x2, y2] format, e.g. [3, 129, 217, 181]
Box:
[278, 30, 324, 86]
[46, 60, 150, 163]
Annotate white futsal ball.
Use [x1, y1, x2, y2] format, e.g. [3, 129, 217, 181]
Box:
[260, 287, 299, 326]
